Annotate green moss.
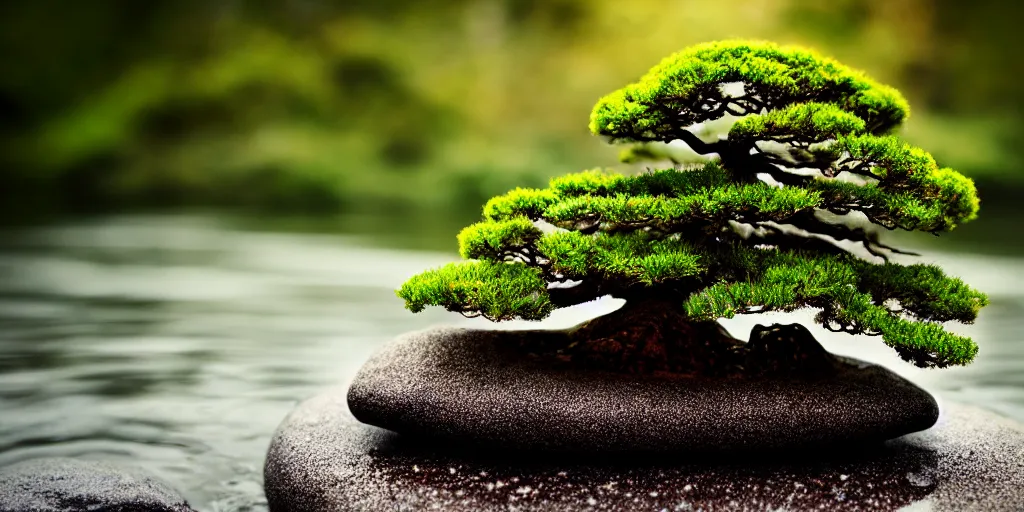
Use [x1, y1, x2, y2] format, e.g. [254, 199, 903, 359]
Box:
[856, 262, 987, 323]
[590, 40, 909, 142]
[542, 182, 820, 227]
[550, 164, 730, 198]
[810, 134, 980, 230]
[458, 217, 542, 260]
[539, 231, 705, 284]
[482, 187, 559, 220]
[535, 231, 597, 277]
[587, 233, 703, 285]
[729, 102, 866, 142]
[683, 246, 984, 367]
[826, 288, 979, 367]
[397, 260, 553, 321]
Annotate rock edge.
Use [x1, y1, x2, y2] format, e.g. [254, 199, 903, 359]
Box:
[348, 326, 938, 452]
[0, 457, 196, 512]
[267, 387, 1024, 511]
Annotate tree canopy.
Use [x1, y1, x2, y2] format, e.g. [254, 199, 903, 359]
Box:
[398, 40, 988, 368]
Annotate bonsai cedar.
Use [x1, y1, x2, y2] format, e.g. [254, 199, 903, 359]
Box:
[397, 40, 988, 371]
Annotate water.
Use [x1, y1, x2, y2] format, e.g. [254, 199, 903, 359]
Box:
[0, 215, 1021, 511]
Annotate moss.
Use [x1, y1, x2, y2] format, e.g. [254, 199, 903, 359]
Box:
[482, 187, 559, 220]
[482, 163, 973, 233]
[399, 40, 987, 369]
[396, 260, 553, 321]
[458, 217, 542, 260]
[541, 183, 820, 227]
[810, 134, 980, 230]
[729, 102, 866, 142]
[682, 246, 985, 367]
[590, 40, 909, 141]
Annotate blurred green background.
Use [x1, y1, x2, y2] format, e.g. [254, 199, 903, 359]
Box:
[1, 0, 1022, 249]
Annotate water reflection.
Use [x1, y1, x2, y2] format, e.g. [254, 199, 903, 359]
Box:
[0, 214, 1021, 511]
[0, 215, 454, 511]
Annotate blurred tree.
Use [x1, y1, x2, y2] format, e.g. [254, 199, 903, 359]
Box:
[0, 0, 1020, 218]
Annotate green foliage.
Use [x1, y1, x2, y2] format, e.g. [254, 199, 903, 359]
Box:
[3, 2, 1023, 218]
[397, 260, 553, 321]
[458, 217, 542, 260]
[589, 40, 909, 142]
[541, 180, 821, 227]
[457, 223, 704, 285]
[808, 179, 951, 232]
[827, 135, 981, 227]
[483, 187, 559, 221]
[539, 231, 704, 285]
[400, 40, 988, 368]
[683, 247, 987, 366]
[729, 102, 866, 142]
[480, 160, 972, 234]
[548, 165, 730, 198]
[856, 263, 987, 323]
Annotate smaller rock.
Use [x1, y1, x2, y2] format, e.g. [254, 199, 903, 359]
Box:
[266, 388, 1024, 512]
[0, 458, 196, 512]
[745, 323, 836, 374]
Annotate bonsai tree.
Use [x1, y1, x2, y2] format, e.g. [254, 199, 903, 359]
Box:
[397, 40, 988, 372]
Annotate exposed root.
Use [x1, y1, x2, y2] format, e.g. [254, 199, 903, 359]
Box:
[523, 300, 838, 377]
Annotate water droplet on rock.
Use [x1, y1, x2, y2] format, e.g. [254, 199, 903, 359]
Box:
[906, 472, 934, 487]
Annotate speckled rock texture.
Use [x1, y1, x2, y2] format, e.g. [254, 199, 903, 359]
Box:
[265, 387, 1024, 512]
[348, 327, 938, 452]
[0, 457, 196, 512]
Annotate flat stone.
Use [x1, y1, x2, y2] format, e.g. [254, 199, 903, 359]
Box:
[0, 457, 196, 512]
[347, 327, 938, 452]
[265, 386, 1024, 511]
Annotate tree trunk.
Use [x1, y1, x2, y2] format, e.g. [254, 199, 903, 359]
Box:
[564, 298, 745, 375]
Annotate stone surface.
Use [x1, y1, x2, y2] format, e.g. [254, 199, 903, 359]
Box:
[0, 457, 196, 512]
[348, 327, 938, 452]
[265, 386, 1024, 511]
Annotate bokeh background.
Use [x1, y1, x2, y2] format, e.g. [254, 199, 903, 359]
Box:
[1, 2, 1023, 511]
[1, 0, 1022, 248]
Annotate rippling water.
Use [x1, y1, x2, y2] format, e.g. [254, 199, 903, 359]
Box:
[0, 215, 1021, 511]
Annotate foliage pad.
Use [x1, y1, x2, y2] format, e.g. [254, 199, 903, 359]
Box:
[399, 40, 987, 368]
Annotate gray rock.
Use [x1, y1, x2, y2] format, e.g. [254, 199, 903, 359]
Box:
[0, 458, 196, 512]
[265, 386, 1024, 512]
[348, 327, 938, 452]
